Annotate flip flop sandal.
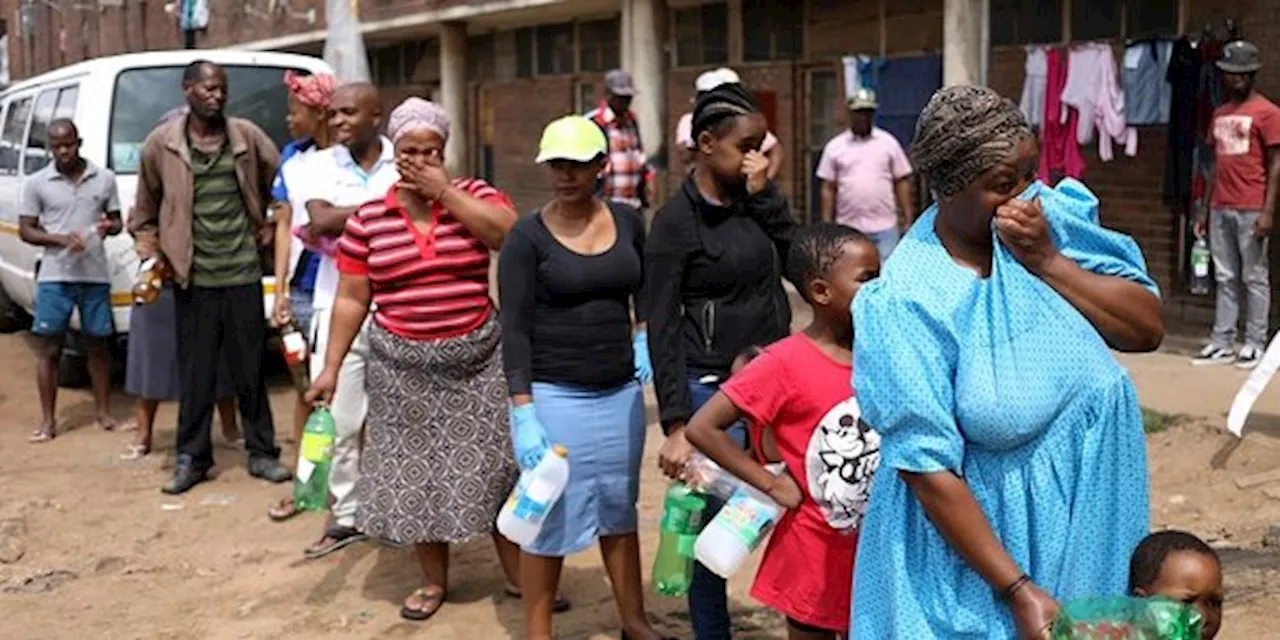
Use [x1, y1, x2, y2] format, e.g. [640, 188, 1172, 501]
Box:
[400, 588, 446, 621]
[120, 444, 150, 460]
[28, 429, 54, 443]
[503, 585, 572, 613]
[303, 525, 368, 559]
[117, 420, 139, 433]
[267, 497, 301, 522]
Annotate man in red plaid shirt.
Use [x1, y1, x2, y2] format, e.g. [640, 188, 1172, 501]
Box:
[586, 69, 656, 210]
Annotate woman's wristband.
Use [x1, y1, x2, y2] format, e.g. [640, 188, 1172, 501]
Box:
[998, 574, 1030, 602]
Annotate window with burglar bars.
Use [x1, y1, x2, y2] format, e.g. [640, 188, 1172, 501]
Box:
[672, 3, 728, 68]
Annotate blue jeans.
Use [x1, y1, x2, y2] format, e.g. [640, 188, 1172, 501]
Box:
[687, 375, 745, 640]
[866, 226, 901, 263]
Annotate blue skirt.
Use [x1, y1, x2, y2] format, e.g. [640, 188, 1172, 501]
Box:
[524, 380, 646, 557]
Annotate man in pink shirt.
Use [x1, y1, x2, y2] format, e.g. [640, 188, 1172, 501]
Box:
[817, 88, 915, 260]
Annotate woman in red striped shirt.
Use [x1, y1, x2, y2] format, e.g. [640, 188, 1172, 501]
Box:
[307, 98, 523, 623]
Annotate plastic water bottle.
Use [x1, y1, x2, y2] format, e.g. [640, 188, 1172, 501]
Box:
[497, 445, 570, 546]
[1050, 596, 1203, 639]
[683, 453, 749, 501]
[1189, 235, 1211, 296]
[294, 406, 336, 512]
[693, 464, 785, 579]
[651, 483, 706, 597]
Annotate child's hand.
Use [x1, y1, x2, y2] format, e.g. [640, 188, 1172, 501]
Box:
[766, 472, 804, 509]
[659, 427, 695, 480]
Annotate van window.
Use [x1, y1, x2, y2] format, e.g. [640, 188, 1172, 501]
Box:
[54, 85, 78, 122]
[22, 88, 57, 174]
[0, 96, 30, 175]
[109, 65, 304, 173]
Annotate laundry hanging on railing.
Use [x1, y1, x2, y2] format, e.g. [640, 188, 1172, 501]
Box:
[1123, 40, 1173, 126]
[1020, 46, 1049, 128]
[1061, 42, 1138, 161]
[841, 54, 886, 98]
[875, 53, 941, 148]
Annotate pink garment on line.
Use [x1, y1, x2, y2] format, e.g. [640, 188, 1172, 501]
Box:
[1038, 47, 1086, 182]
[1060, 43, 1137, 162]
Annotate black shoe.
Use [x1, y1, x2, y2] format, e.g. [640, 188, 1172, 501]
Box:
[162, 464, 209, 495]
[248, 458, 293, 483]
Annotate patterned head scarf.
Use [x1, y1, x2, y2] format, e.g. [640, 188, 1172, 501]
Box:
[387, 97, 450, 144]
[283, 70, 337, 109]
[910, 85, 1033, 198]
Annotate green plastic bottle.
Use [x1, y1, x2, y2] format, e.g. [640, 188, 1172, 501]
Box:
[1050, 596, 1203, 639]
[651, 483, 706, 597]
[293, 406, 336, 512]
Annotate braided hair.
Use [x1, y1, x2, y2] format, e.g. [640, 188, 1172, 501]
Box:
[785, 222, 873, 304]
[910, 85, 1033, 199]
[691, 82, 761, 140]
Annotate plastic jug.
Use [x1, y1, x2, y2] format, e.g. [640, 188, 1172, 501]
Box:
[1050, 596, 1203, 639]
[497, 445, 570, 546]
[693, 464, 785, 579]
[651, 483, 706, 597]
[294, 406, 336, 512]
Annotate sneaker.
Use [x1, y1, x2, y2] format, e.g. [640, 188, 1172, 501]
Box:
[1191, 344, 1236, 366]
[1236, 345, 1262, 370]
[248, 458, 293, 483]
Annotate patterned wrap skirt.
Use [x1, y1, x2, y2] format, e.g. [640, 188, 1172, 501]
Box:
[355, 314, 518, 545]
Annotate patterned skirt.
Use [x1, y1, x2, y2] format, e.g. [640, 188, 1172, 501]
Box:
[355, 314, 518, 545]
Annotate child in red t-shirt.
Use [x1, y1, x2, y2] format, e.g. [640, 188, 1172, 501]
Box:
[686, 223, 882, 639]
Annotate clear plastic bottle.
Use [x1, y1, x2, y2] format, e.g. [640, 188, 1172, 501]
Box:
[278, 316, 311, 396]
[651, 483, 706, 597]
[1189, 235, 1211, 296]
[497, 445, 570, 546]
[693, 464, 785, 579]
[683, 452, 749, 501]
[294, 406, 336, 512]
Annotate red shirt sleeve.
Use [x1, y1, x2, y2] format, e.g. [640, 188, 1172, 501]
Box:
[336, 205, 372, 276]
[458, 177, 516, 211]
[720, 347, 790, 430]
[1259, 102, 1280, 148]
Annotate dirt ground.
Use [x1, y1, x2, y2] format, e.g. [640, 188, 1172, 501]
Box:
[2, 326, 1280, 639]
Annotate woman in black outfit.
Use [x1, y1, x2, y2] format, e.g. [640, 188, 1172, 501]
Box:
[498, 115, 668, 640]
[646, 83, 797, 640]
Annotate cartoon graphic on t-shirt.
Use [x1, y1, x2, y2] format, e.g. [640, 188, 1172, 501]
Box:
[1214, 115, 1254, 156]
[804, 397, 881, 532]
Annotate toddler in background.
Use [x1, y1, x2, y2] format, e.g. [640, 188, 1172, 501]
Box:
[1129, 530, 1224, 639]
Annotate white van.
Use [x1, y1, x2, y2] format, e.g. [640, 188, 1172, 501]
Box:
[0, 50, 333, 383]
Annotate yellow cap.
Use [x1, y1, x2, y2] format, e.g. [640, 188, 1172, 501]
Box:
[535, 115, 608, 164]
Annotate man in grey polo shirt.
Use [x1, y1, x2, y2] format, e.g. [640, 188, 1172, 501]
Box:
[19, 118, 123, 442]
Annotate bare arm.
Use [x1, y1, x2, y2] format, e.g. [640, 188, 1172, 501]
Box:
[307, 201, 360, 236]
[894, 177, 915, 227]
[1038, 253, 1164, 352]
[903, 471, 1025, 593]
[439, 185, 517, 250]
[322, 273, 372, 370]
[819, 180, 837, 223]
[686, 392, 776, 493]
[18, 216, 71, 249]
[273, 203, 293, 288]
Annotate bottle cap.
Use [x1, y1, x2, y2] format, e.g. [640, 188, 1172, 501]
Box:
[552, 444, 569, 457]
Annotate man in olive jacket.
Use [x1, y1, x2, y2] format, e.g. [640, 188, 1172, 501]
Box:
[130, 60, 291, 495]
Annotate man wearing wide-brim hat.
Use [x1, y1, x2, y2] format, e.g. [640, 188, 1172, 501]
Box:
[1192, 40, 1280, 370]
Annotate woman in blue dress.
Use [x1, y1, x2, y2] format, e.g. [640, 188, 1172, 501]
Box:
[850, 85, 1165, 638]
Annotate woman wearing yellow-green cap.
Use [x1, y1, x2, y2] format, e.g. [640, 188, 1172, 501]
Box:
[498, 115, 669, 640]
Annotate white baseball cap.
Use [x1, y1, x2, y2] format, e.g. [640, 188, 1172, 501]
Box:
[694, 67, 742, 93]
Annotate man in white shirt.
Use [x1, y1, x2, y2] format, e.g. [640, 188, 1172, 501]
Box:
[289, 83, 400, 558]
[674, 67, 784, 177]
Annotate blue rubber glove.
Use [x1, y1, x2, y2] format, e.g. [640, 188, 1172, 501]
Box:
[633, 332, 653, 384]
[509, 403, 551, 471]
